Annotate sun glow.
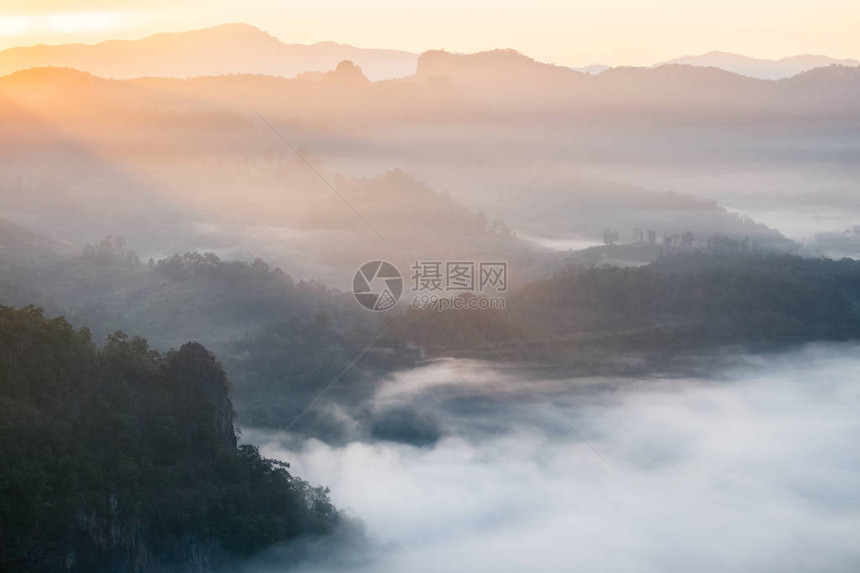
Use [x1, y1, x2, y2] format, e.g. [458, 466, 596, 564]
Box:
[0, 16, 31, 37]
[0, 11, 123, 38]
[45, 11, 121, 34]
[0, 1, 857, 66]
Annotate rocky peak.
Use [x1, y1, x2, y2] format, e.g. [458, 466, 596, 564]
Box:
[164, 342, 237, 449]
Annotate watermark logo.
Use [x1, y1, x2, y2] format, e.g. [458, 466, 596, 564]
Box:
[411, 261, 507, 293]
[352, 260, 404, 311]
[353, 259, 507, 311]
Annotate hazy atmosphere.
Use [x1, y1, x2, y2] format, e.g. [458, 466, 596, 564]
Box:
[1, 1, 859, 572]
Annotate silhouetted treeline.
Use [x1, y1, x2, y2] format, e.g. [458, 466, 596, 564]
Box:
[0, 306, 347, 573]
[391, 251, 860, 361]
[81, 235, 140, 268]
[0, 248, 369, 350]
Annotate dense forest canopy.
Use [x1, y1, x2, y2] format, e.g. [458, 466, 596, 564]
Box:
[390, 250, 860, 363]
[0, 305, 347, 572]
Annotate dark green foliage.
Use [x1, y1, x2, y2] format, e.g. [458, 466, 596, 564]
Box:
[394, 252, 860, 361]
[0, 306, 342, 572]
[0, 248, 369, 351]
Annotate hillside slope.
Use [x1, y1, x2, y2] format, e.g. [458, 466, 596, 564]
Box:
[0, 305, 349, 572]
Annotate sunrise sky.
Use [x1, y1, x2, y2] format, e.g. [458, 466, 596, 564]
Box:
[0, 0, 858, 66]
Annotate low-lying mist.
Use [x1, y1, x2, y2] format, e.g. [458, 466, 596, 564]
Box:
[245, 344, 860, 572]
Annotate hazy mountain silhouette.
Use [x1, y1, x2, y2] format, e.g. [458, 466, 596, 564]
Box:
[0, 58, 856, 268]
[458, 51, 860, 115]
[416, 48, 587, 94]
[411, 49, 860, 114]
[7, 61, 858, 138]
[0, 23, 418, 81]
[0, 216, 70, 260]
[5, 24, 857, 84]
[662, 51, 860, 79]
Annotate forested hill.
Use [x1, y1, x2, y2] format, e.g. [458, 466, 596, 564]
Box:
[391, 251, 860, 369]
[0, 305, 347, 572]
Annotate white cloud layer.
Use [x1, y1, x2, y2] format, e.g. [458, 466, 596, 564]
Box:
[248, 344, 860, 573]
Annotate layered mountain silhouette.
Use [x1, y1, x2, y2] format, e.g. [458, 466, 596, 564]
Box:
[416, 48, 577, 84]
[0, 42, 855, 263]
[662, 51, 860, 80]
[410, 49, 860, 112]
[2, 24, 857, 83]
[2, 55, 860, 129]
[0, 23, 417, 81]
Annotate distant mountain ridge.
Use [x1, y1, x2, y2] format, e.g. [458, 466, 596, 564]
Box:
[661, 50, 860, 80]
[416, 48, 581, 86]
[0, 216, 70, 260]
[408, 49, 860, 113]
[0, 23, 418, 81]
[3, 58, 860, 126]
[1, 24, 857, 82]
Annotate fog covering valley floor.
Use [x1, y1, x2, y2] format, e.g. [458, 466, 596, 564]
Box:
[245, 347, 860, 573]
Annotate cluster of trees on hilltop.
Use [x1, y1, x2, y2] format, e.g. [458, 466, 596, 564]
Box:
[1, 244, 371, 350]
[0, 306, 349, 573]
[151, 251, 283, 280]
[602, 229, 763, 249]
[82, 235, 140, 268]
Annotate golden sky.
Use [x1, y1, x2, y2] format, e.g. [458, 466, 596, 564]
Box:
[0, 0, 858, 66]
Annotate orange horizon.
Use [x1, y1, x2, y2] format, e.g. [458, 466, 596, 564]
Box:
[0, 0, 858, 68]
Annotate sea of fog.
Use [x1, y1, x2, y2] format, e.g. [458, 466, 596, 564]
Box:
[242, 344, 860, 573]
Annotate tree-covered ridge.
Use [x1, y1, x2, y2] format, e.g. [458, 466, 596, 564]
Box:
[0, 244, 414, 439]
[0, 306, 343, 573]
[0, 246, 369, 351]
[392, 251, 860, 362]
[520, 251, 860, 340]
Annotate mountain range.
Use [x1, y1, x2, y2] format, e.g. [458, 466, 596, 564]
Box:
[0, 23, 857, 82]
[0, 23, 417, 81]
[661, 50, 860, 80]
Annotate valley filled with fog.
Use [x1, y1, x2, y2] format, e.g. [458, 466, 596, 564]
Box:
[247, 346, 860, 573]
